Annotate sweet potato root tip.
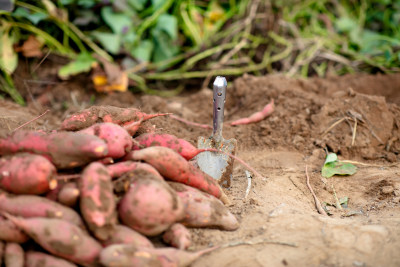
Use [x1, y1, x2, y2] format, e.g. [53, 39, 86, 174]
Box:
[0, 216, 29, 243]
[162, 223, 191, 250]
[118, 176, 184, 236]
[25, 251, 78, 267]
[79, 162, 117, 241]
[0, 153, 57, 195]
[129, 146, 224, 199]
[230, 99, 274, 126]
[3, 213, 102, 266]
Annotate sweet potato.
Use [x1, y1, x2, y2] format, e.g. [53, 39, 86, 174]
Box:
[0, 190, 85, 229]
[4, 242, 24, 267]
[57, 182, 80, 207]
[99, 244, 216, 267]
[25, 251, 77, 267]
[0, 216, 29, 243]
[60, 105, 168, 131]
[230, 99, 274, 126]
[131, 133, 200, 160]
[102, 225, 154, 248]
[118, 175, 184, 236]
[106, 161, 163, 180]
[162, 223, 191, 250]
[0, 153, 57, 195]
[0, 131, 108, 169]
[168, 182, 239, 231]
[79, 162, 117, 241]
[128, 146, 229, 203]
[78, 123, 132, 159]
[4, 214, 102, 266]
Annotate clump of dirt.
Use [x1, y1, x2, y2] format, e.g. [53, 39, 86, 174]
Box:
[2, 70, 400, 266]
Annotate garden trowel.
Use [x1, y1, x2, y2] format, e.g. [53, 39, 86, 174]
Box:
[196, 76, 237, 187]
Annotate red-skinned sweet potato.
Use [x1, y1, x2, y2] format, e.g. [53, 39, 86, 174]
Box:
[25, 251, 77, 267]
[99, 243, 216, 267]
[0, 153, 57, 195]
[4, 242, 24, 267]
[57, 182, 80, 207]
[0, 131, 108, 169]
[128, 146, 229, 204]
[168, 182, 239, 231]
[78, 123, 132, 159]
[4, 214, 102, 266]
[0, 190, 85, 229]
[0, 216, 29, 243]
[162, 223, 191, 250]
[118, 175, 184, 236]
[60, 105, 168, 131]
[79, 162, 117, 241]
[131, 133, 199, 160]
[102, 225, 154, 248]
[106, 161, 163, 180]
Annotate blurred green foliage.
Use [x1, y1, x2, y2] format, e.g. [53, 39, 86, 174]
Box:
[0, 0, 399, 103]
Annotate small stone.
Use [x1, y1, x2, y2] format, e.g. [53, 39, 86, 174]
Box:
[381, 186, 394, 195]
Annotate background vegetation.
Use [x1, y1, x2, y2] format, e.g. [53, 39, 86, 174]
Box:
[1, 0, 399, 104]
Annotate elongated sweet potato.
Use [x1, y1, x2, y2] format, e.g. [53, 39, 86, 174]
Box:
[131, 133, 199, 160]
[0, 190, 85, 229]
[0, 131, 108, 169]
[79, 162, 117, 241]
[106, 161, 163, 180]
[118, 175, 184, 236]
[0, 216, 29, 243]
[25, 251, 77, 267]
[0, 153, 57, 195]
[128, 146, 229, 203]
[79, 123, 132, 159]
[57, 182, 80, 207]
[60, 105, 168, 131]
[102, 225, 154, 248]
[168, 182, 239, 231]
[4, 214, 102, 266]
[4, 242, 24, 267]
[99, 243, 216, 267]
[162, 223, 191, 250]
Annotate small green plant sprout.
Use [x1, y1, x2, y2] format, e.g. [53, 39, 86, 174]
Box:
[321, 153, 357, 178]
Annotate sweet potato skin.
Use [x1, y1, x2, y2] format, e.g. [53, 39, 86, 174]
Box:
[106, 161, 163, 180]
[5, 215, 102, 266]
[168, 182, 239, 231]
[25, 251, 78, 267]
[0, 131, 108, 169]
[132, 133, 199, 160]
[79, 162, 117, 241]
[102, 225, 154, 248]
[118, 176, 184, 236]
[0, 241, 3, 266]
[4, 242, 24, 267]
[0, 191, 85, 229]
[0, 153, 57, 195]
[79, 123, 132, 159]
[0, 216, 29, 243]
[57, 182, 80, 207]
[128, 146, 224, 199]
[162, 223, 191, 250]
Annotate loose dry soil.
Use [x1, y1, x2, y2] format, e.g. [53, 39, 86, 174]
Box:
[2, 65, 400, 266]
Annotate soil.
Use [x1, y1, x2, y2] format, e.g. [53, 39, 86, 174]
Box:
[2, 60, 400, 266]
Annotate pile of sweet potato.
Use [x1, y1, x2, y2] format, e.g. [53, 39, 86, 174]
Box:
[0, 105, 239, 267]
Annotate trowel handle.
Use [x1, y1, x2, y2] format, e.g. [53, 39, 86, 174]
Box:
[213, 76, 227, 138]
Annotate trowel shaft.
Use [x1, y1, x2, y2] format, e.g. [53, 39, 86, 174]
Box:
[213, 76, 227, 139]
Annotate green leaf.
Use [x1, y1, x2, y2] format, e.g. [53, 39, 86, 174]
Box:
[128, 0, 147, 11]
[92, 31, 121, 54]
[155, 14, 178, 40]
[0, 27, 18, 74]
[321, 161, 357, 178]
[131, 40, 154, 62]
[335, 17, 358, 33]
[58, 52, 96, 79]
[151, 0, 164, 10]
[101, 6, 132, 34]
[12, 7, 48, 25]
[152, 29, 179, 62]
[324, 153, 338, 164]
